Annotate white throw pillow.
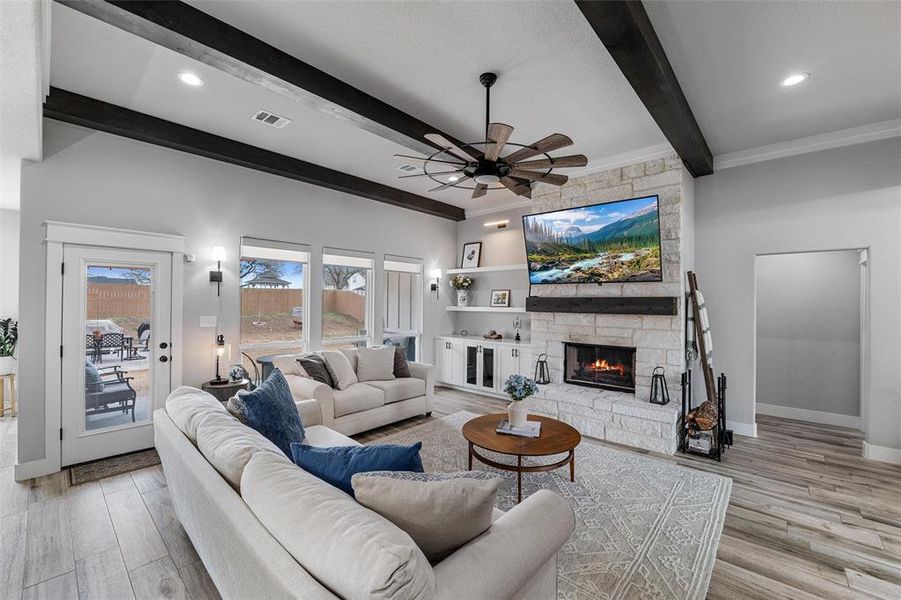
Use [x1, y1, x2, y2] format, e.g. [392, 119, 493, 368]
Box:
[355, 347, 396, 382]
[195, 410, 283, 489]
[165, 386, 228, 442]
[352, 471, 502, 563]
[271, 353, 310, 378]
[321, 350, 358, 390]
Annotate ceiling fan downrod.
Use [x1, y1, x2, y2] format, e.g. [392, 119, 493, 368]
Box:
[479, 72, 497, 142]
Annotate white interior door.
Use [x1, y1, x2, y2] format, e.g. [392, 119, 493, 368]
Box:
[61, 245, 173, 466]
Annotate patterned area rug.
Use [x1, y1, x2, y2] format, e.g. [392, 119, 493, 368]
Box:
[68, 448, 161, 486]
[376, 411, 731, 600]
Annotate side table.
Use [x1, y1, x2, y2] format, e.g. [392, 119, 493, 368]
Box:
[201, 379, 251, 404]
[0, 373, 16, 417]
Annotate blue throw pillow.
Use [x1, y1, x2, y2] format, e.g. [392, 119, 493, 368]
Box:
[240, 369, 305, 457]
[85, 360, 104, 393]
[290, 442, 424, 496]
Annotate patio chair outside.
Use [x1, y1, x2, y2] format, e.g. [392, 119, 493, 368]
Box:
[98, 332, 125, 363]
[85, 361, 137, 422]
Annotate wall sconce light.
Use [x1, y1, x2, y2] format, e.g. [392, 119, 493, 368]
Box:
[484, 219, 509, 229]
[209, 246, 226, 296]
[209, 334, 232, 385]
[428, 268, 442, 299]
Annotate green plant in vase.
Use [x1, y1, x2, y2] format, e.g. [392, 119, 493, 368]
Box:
[449, 274, 473, 307]
[0, 318, 18, 375]
[503, 374, 539, 428]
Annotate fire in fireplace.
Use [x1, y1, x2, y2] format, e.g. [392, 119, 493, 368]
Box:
[564, 343, 636, 393]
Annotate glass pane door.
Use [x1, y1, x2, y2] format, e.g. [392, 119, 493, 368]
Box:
[481, 347, 495, 389]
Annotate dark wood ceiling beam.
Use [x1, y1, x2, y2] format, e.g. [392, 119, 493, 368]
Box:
[55, 0, 466, 158]
[44, 88, 465, 221]
[574, 1, 713, 177]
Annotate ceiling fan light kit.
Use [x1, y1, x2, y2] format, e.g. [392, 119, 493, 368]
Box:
[394, 72, 586, 200]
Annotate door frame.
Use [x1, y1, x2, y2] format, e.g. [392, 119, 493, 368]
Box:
[38, 221, 184, 478]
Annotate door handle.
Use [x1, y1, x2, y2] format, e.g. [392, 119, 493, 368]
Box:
[159, 342, 168, 349]
[159, 356, 168, 363]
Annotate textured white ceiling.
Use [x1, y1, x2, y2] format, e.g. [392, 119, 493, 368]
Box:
[49, 1, 665, 212]
[644, 0, 901, 155]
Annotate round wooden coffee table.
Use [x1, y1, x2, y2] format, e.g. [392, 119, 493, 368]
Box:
[462, 413, 581, 503]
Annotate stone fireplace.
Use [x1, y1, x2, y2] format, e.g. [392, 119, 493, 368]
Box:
[523, 152, 690, 454]
[564, 343, 636, 393]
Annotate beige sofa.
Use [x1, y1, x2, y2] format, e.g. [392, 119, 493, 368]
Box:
[155, 386, 575, 599]
[273, 350, 435, 436]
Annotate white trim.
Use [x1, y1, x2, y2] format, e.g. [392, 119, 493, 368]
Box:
[41, 239, 63, 478]
[15, 457, 57, 481]
[727, 420, 757, 438]
[863, 442, 901, 465]
[45, 221, 186, 253]
[171, 253, 184, 388]
[465, 199, 532, 219]
[446, 264, 526, 275]
[714, 119, 901, 170]
[757, 403, 860, 429]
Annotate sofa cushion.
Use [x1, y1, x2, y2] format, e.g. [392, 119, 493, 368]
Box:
[356, 347, 396, 382]
[240, 370, 305, 457]
[352, 471, 502, 563]
[302, 424, 360, 448]
[365, 378, 425, 405]
[321, 350, 358, 390]
[291, 442, 424, 496]
[195, 410, 283, 489]
[339, 348, 358, 372]
[85, 360, 104, 393]
[271, 353, 310, 378]
[297, 354, 334, 388]
[165, 386, 228, 442]
[333, 383, 384, 417]
[241, 451, 436, 599]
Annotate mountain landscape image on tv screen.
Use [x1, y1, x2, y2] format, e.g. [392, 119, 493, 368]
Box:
[523, 195, 662, 284]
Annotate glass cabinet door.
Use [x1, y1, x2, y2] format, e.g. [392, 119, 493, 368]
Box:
[466, 345, 479, 386]
[481, 347, 495, 389]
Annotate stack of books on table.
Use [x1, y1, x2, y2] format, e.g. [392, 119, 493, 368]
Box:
[496, 419, 542, 438]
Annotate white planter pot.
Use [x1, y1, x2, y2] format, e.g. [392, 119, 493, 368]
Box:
[0, 356, 14, 376]
[456, 290, 470, 307]
[508, 400, 529, 428]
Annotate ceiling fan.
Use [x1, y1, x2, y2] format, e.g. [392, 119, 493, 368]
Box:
[394, 72, 587, 200]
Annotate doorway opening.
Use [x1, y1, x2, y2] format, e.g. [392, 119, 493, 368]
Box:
[754, 249, 867, 430]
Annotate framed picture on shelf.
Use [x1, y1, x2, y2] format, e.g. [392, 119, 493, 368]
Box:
[490, 289, 511, 307]
[460, 242, 482, 269]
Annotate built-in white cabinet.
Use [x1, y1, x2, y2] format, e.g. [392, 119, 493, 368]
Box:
[435, 337, 533, 395]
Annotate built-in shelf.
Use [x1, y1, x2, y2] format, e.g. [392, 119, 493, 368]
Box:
[446, 306, 527, 313]
[445, 264, 527, 275]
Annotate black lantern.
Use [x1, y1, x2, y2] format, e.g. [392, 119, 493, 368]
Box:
[534, 353, 551, 385]
[650, 366, 670, 405]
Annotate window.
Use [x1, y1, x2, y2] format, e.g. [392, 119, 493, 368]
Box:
[383, 257, 422, 361]
[239, 238, 310, 371]
[322, 250, 373, 349]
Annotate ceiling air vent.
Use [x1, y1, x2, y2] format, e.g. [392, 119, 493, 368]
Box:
[396, 163, 422, 174]
[252, 110, 291, 129]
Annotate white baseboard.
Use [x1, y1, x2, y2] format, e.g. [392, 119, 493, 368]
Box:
[863, 442, 901, 465]
[15, 457, 61, 481]
[726, 420, 757, 438]
[757, 403, 860, 429]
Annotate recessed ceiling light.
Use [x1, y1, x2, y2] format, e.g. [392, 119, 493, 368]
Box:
[447, 175, 460, 182]
[780, 72, 810, 87]
[177, 72, 204, 87]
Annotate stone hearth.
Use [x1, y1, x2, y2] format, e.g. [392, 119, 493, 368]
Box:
[525, 153, 690, 454]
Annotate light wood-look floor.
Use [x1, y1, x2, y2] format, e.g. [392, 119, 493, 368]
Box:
[3, 388, 901, 599]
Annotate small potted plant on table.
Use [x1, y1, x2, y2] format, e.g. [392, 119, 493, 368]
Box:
[0, 318, 17, 376]
[503, 374, 539, 428]
[449, 274, 473, 307]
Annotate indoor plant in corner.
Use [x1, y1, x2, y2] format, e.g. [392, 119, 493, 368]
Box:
[503, 374, 539, 428]
[449, 274, 473, 307]
[0, 318, 17, 376]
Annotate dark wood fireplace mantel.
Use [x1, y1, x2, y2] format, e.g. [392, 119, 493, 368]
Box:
[525, 296, 678, 316]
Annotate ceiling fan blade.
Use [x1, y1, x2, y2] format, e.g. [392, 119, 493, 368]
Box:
[472, 184, 488, 199]
[424, 133, 481, 163]
[428, 176, 468, 192]
[398, 169, 464, 179]
[512, 154, 588, 170]
[485, 123, 514, 161]
[509, 170, 568, 186]
[393, 154, 465, 166]
[502, 133, 573, 164]
[500, 176, 532, 199]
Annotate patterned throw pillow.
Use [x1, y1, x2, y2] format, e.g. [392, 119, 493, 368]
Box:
[392, 347, 412, 378]
[226, 390, 249, 423]
[290, 442, 423, 496]
[351, 471, 502, 563]
[239, 370, 305, 456]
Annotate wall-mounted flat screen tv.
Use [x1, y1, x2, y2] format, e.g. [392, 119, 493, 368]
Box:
[522, 194, 662, 284]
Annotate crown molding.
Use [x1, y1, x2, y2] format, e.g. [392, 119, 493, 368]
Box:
[714, 119, 901, 171]
[568, 143, 675, 178]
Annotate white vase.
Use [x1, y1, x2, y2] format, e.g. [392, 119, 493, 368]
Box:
[508, 400, 528, 428]
[0, 356, 14, 376]
[456, 290, 469, 307]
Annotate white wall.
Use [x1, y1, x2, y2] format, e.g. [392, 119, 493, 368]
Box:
[695, 137, 901, 452]
[756, 250, 860, 418]
[17, 120, 458, 465]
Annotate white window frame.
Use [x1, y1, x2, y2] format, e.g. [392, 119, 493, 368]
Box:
[321, 250, 375, 348]
[383, 256, 423, 361]
[239, 238, 311, 357]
